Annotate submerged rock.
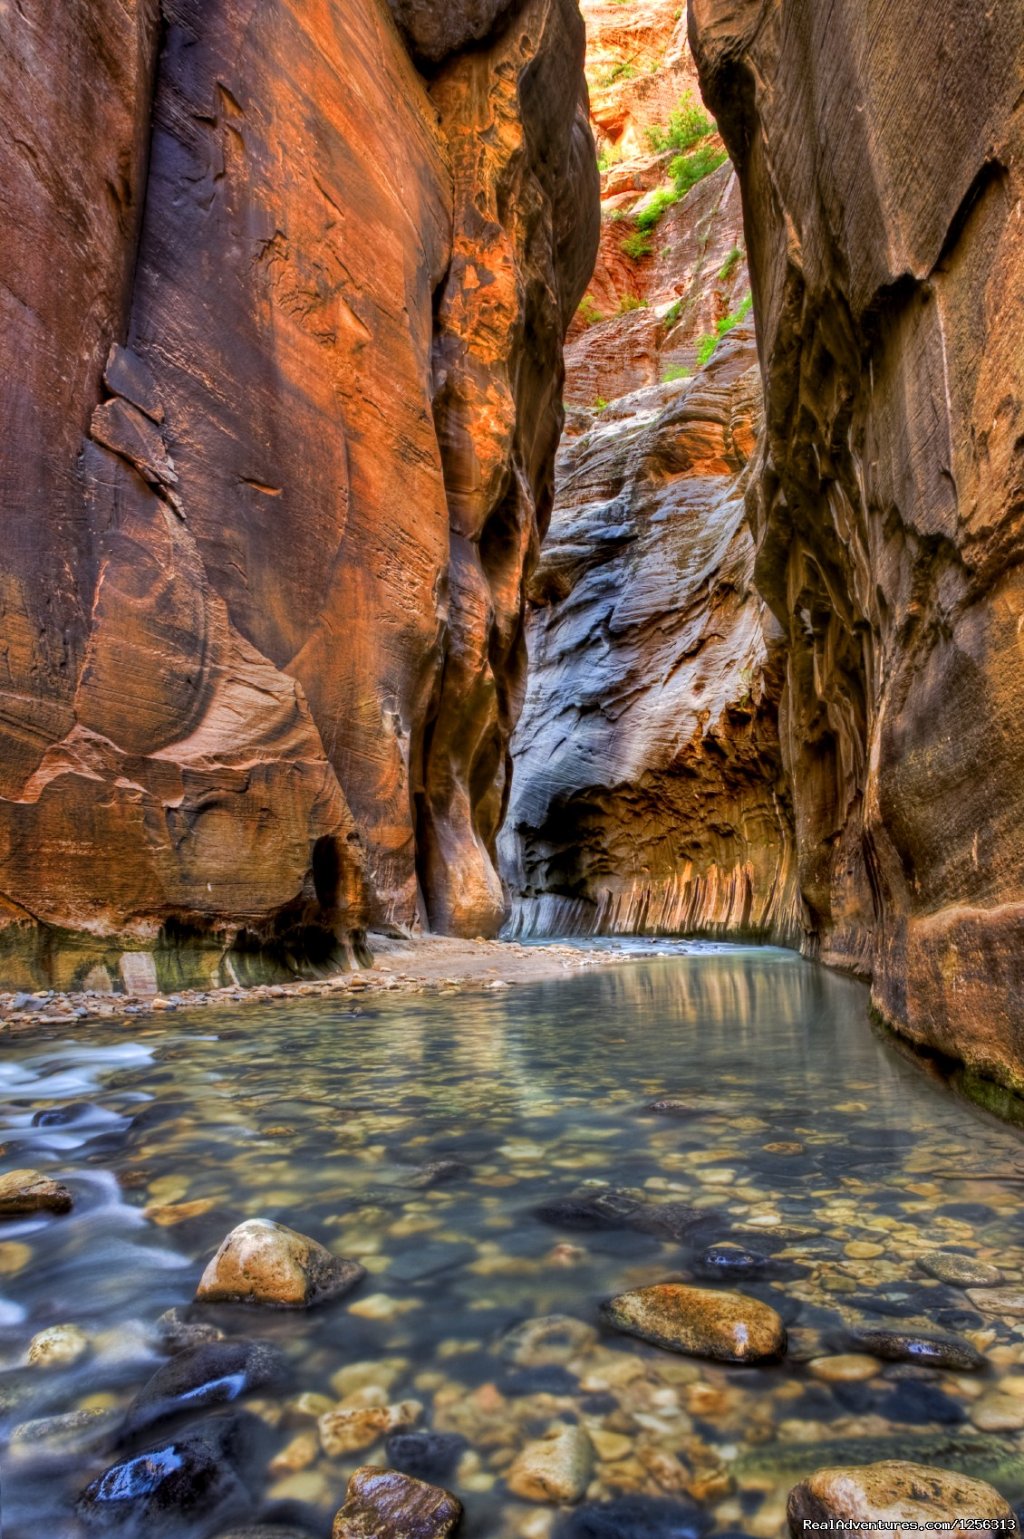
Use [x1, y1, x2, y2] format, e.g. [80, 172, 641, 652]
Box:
[920, 1251, 1002, 1288]
[331, 1465, 462, 1539]
[786, 1460, 1018, 1538]
[196, 1219, 364, 1308]
[500, 1314, 597, 1367]
[319, 1400, 422, 1457]
[849, 1329, 984, 1372]
[10, 1407, 120, 1459]
[122, 1340, 287, 1441]
[699, 1243, 768, 1275]
[385, 1431, 468, 1484]
[602, 1283, 786, 1363]
[553, 1494, 710, 1538]
[27, 1322, 90, 1368]
[77, 1413, 257, 1534]
[506, 1423, 595, 1504]
[0, 1168, 73, 1216]
[967, 1287, 1024, 1317]
[156, 1307, 225, 1352]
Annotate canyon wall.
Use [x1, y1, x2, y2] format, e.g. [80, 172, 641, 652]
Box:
[0, 0, 597, 989]
[501, 0, 800, 944]
[690, 0, 1024, 1088]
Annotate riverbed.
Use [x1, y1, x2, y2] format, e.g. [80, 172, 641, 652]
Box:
[2, 944, 1023, 1539]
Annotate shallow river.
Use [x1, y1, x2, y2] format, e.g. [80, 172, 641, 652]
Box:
[3, 944, 1024, 1539]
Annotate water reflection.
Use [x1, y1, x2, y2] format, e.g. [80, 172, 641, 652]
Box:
[1, 947, 1022, 1539]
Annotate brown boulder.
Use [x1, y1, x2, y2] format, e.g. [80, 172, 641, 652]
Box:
[602, 1282, 786, 1363]
[332, 1466, 462, 1539]
[787, 1461, 1018, 1539]
[0, 1169, 73, 1217]
[195, 1220, 364, 1309]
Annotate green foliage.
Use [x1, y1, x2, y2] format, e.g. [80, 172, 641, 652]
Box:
[597, 142, 624, 173]
[662, 364, 691, 383]
[620, 230, 652, 261]
[577, 294, 604, 328]
[718, 245, 743, 281]
[663, 299, 682, 327]
[600, 60, 637, 87]
[645, 93, 714, 155]
[669, 144, 728, 198]
[593, 397, 609, 412]
[617, 295, 649, 314]
[634, 185, 679, 233]
[696, 291, 754, 367]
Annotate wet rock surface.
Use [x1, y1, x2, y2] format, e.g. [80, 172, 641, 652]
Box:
[848, 1330, 985, 1373]
[603, 1283, 787, 1363]
[122, 1340, 287, 1441]
[786, 1460, 1018, 1538]
[0, 1169, 73, 1216]
[196, 1221, 365, 1309]
[331, 1465, 462, 1539]
[77, 1413, 260, 1535]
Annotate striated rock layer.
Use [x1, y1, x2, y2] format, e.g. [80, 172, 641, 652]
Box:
[501, 0, 799, 944]
[690, 0, 1024, 1086]
[0, 0, 597, 987]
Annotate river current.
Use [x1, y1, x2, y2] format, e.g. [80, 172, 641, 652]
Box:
[2, 944, 1023, 1538]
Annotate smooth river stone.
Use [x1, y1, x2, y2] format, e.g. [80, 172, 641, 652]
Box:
[920, 1251, 1002, 1287]
[122, 1340, 286, 1440]
[602, 1283, 786, 1364]
[196, 1219, 364, 1308]
[332, 1465, 462, 1539]
[27, 1323, 89, 1369]
[787, 1460, 1018, 1539]
[0, 1168, 73, 1216]
[808, 1354, 882, 1383]
[506, 1424, 595, 1504]
[849, 1329, 984, 1371]
[967, 1287, 1024, 1316]
[319, 1400, 422, 1457]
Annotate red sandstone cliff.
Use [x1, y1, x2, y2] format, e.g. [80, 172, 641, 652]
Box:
[0, 0, 598, 988]
[690, 0, 1024, 1090]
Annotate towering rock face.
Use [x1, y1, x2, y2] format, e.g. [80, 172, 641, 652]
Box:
[690, 0, 1024, 1088]
[501, 0, 800, 943]
[0, 0, 597, 988]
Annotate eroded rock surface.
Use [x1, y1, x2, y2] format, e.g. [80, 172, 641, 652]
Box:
[690, 0, 1024, 1088]
[501, 0, 798, 943]
[0, 0, 597, 987]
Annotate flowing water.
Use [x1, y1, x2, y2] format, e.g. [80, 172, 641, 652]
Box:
[2, 944, 1024, 1539]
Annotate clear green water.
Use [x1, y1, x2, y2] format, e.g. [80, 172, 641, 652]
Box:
[2, 945, 1024, 1539]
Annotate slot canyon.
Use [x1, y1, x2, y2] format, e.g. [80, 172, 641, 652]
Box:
[1, 2, 1024, 1537]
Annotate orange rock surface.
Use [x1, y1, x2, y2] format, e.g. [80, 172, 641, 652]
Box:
[0, 0, 597, 987]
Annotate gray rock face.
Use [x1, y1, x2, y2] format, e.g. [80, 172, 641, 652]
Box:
[501, 342, 800, 943]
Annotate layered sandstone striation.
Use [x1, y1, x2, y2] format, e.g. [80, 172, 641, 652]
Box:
[501, 0, 799, 943]
[0, 0, 597, 987]
[690, 0, 1024, 1086]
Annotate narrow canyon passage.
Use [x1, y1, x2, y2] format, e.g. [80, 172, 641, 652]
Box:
[2, 0, 1024, 1536]
[4, 949, 1024, 1539]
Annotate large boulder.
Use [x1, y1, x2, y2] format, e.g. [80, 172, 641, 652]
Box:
[195, 1220, 364, 1309]
[602, 1282, 786, 1364]
[787, 1461, 1018, 1539]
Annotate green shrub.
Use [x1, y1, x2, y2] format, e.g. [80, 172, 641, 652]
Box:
[669, 144, 728, 197]
[617, 295, 649, 314]
[634, 185, 679, 233]
[663, 299, 682, 327]
[620, 231, 652, 260]
[718, 245, 743, 281]
[662, 364, 691, 383]
[577, 294, 604, 327]
[645, 93, 714, 155]
[696, 291, 754, 367]
[594, 397, 609, 412]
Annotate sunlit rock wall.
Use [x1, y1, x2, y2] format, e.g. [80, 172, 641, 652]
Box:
[0, 0, 597, 988]
[691, 0, 1024, 1089]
